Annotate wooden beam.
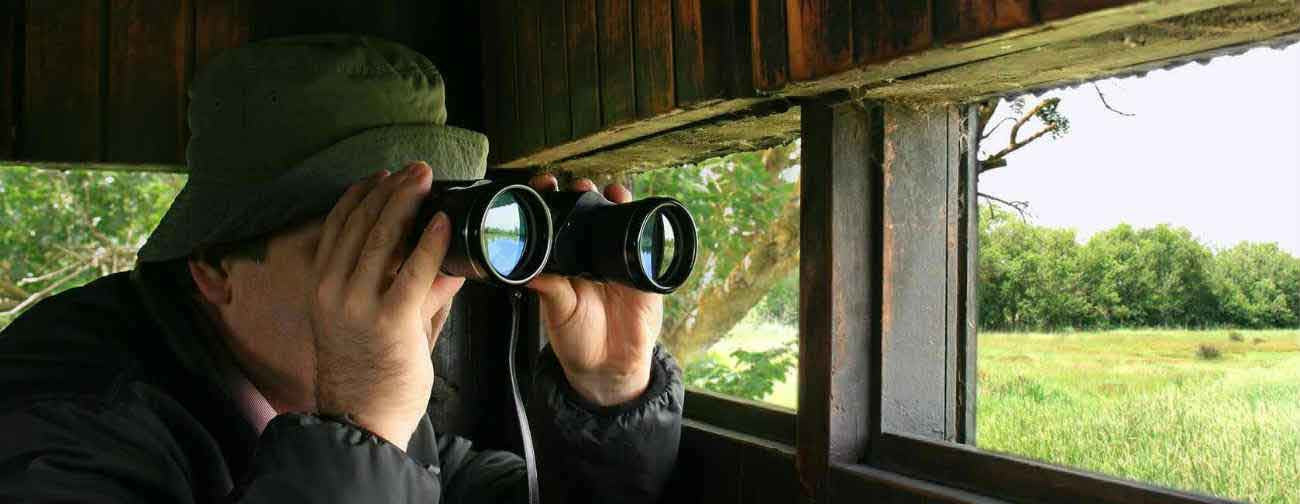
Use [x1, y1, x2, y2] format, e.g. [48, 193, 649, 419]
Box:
[672, 0, 706, 106]
[879, 103, 961, 441]
[194, 0, 249, 72]
[798, 96, 880, 501]
[553, 99, 796, 177]
[859, 0, 1300, 101]
[853, 0, 934, 65]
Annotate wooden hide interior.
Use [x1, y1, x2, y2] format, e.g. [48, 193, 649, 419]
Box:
[1, 0, 1297, 502]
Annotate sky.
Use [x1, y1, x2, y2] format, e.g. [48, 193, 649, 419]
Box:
[977, 43, 1300, 256]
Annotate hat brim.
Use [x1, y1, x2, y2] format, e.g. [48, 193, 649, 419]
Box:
[137, 124, 489, 263]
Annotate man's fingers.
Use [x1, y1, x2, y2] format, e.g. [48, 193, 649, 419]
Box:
[603, 183, 633, 204]
[390, 211, 454, 307]
[328, 166, 411, 283]
[527, 273, 579, 330]
[570, 178, 597, 193]
[529, 173, 559, 192]
[354, 162, 432, 291]
[316, 171, 385, 269]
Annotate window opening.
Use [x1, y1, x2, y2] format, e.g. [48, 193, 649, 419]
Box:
[973, 44, 1300, 503]
[626, 140, 802, 410]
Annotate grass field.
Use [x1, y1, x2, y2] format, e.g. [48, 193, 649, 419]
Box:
[702, 325, 1300, 503]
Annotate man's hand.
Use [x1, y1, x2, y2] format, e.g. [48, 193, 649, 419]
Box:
[310, 161, 465, 450]
[526, 174, 664, 407]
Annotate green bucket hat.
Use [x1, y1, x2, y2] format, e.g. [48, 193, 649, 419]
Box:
[137, 34, 488, 263]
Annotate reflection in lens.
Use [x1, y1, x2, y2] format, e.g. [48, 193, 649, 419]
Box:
[483, 191, 528, 277]
[638, 212, 678, 282]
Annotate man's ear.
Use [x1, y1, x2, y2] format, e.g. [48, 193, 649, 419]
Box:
[188, 258, 233, 306]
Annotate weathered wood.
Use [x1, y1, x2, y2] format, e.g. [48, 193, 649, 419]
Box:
[1037, 0, 1142, 21]
[873, 433, 1233, 503]
[540, 0, 571, 145]
[22, 0, 103, 162]
[958, 106, 979, 444]
[634, 0, 674, 118]
[750, 0, 788, 91]
[663, 421, 801, 504]
[798, 96, 880, 502]
[597, 0, 634, 127]
[853, 0, 934, 65]
[879, 103, 959, 441]
[493, 0, 1245, 171]
[514, 0, 546, 155]
[935, 0, 1036, 43]
[106, 0, 190, 164]
[194, 0, 249, 72]
[860, 0, 1300, 101]
[699, 0, 751, 100]
[485, 0, 519, 162]
[672, 0, 706, 106]
[786, 0, 853, 81]
[557, 99, 794, 176]
[1, 0, 18, 158]
[684, 388, 796, 446]
[830, 462, 1005, 503]
[565, 0, 600, 139]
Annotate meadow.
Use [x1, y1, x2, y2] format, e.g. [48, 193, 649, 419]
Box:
[701, 325, 1300, 503]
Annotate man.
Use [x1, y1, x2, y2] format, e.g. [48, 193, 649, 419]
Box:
[0, 35, 683, 502]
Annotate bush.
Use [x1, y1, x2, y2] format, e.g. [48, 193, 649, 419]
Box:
[1197, 344, 1222, 360]
[1228, 331, 1244, 342]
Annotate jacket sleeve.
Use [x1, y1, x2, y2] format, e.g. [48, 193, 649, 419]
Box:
[527, 342, 684, 504]
[0, 395, 447, 503]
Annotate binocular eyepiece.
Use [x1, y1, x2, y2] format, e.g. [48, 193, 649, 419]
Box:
[409, 180, 697, 294]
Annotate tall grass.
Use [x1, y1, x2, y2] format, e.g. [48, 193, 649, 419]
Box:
[979, 329, 1300, 503]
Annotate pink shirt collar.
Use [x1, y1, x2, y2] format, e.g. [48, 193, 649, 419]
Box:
[220, 361, 278, 435]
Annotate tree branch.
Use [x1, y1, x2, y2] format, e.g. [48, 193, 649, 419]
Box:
[977, 192, 1030, 221]
[1093, 82, 1135, 117]
[980, 124, 1055, 175]
[1, 263, 93, 318]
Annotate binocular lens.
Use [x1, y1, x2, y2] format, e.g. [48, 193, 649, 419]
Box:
[483, 191, 529, 278]
[632, 203, 695, 293]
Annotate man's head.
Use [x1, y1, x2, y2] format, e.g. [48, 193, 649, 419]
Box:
[137, 35, 487, 411]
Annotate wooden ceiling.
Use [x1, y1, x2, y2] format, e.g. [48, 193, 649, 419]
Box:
[1, 0, 1296, 174]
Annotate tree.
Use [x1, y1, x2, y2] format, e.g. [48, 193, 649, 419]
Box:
[1209, 242, 1300, 328]
[0, 166, 184, 328]
[632, 141, 801, 364]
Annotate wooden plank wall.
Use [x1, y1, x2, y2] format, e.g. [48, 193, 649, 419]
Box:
[6, 0, 249, 164]
[478, 0, 1144, 166]
[1, 0, 484, 166]
[0, 0, 1149, 166]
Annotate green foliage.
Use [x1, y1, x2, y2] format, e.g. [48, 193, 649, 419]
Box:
[978, 206, 1299, 331]
[752, 272, 798, 325]
[1208, 242, 1300, 328]
[684, 341, 797, 401]
[0, 166, 185, 328]
[632, 141, 800, 349]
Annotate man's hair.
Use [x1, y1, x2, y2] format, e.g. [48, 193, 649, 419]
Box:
[168, 235, 271, 296]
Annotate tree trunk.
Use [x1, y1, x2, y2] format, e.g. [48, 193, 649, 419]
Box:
[661, 194, 800, 364]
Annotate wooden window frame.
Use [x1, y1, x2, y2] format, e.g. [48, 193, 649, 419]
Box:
[660, 95, 1239, 502]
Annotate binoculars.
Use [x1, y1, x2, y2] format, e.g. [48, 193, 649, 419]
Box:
[408, 180, 697, 294]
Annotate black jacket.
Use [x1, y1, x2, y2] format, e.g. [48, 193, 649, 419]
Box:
[0, 270, 683, 503]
